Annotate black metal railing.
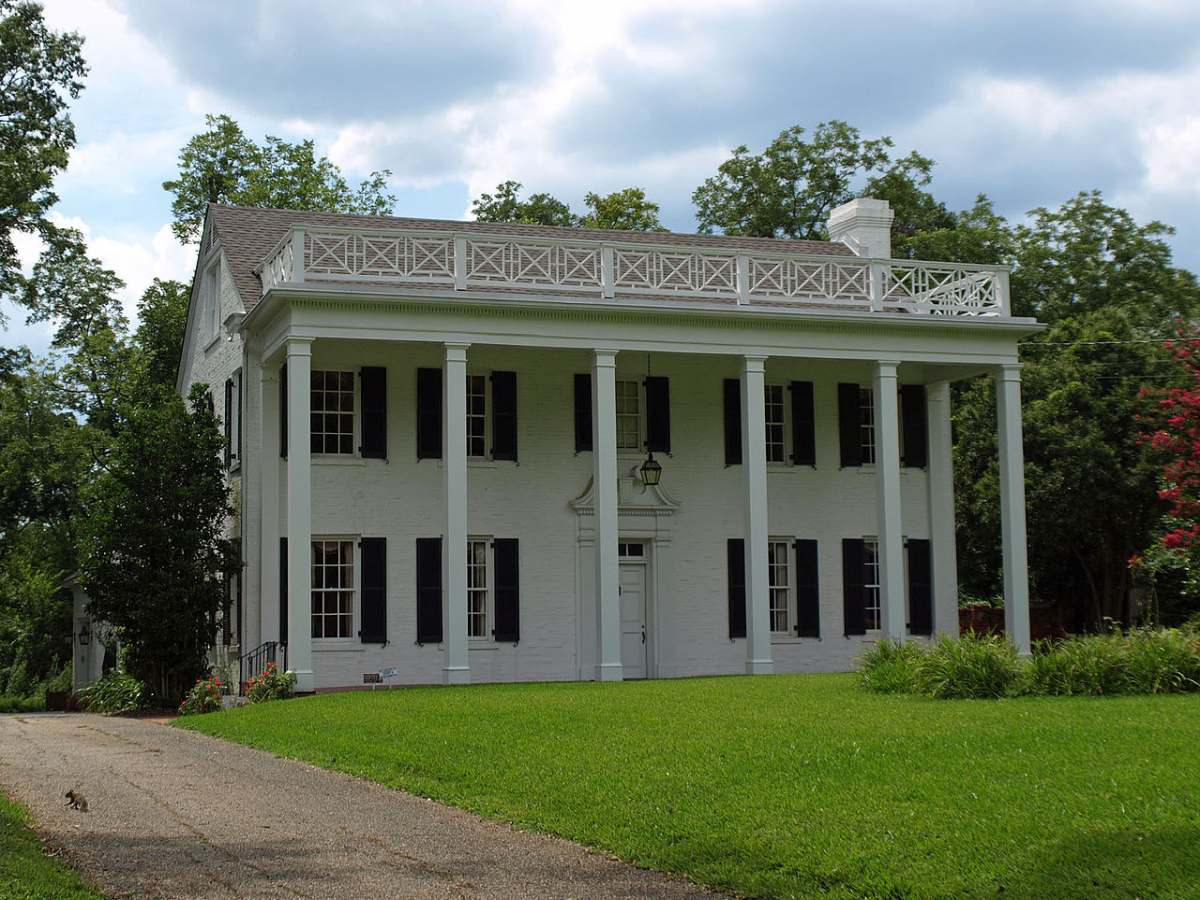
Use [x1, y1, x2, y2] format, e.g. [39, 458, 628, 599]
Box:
[239, 641, 286, 693]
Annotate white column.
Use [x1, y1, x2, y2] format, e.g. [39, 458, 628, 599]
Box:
[926, 381, 958, 635]
[996, 364, 1032, 654]
[593, 349, 623, 681]
[741, 355, 773, 674]
[285, 338, 313, 691]
[874, 361, 906, 641]
[258, 359, 280, 647]
[443, 343, 471, 684]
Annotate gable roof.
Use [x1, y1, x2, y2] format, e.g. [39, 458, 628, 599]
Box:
[207, 204, 854, 312]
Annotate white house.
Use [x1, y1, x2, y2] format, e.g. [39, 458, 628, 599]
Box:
[177, 198, 1040, 693]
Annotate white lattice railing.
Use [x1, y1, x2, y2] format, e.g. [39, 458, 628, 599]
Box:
[256, 225, 1011, 317]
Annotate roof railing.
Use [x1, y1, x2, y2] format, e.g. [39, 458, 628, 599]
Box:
[255, 224, 1012, 317]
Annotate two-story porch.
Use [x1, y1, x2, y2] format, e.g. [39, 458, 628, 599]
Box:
[188, 200, 1040, 692]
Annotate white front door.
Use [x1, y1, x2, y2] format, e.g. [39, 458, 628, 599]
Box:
[619, 562, 647, 678]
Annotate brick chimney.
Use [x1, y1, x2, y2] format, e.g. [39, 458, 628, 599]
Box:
[826, 198, 894, 259]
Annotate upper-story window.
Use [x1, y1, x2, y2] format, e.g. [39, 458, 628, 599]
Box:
[615, 380, 641, 451]
[203, 259, 220, 342]
[467, 374, 487, 458]
[859, 387, 876, 465]
[311, 370, 355, 454]
[764, 385, 786, 463]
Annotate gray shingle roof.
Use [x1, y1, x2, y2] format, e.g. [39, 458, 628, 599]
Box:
[208, 203, 853, 312]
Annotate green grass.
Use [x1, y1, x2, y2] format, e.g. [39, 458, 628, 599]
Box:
[177, 674, 1200, 898]
[0, 793, 100, 899]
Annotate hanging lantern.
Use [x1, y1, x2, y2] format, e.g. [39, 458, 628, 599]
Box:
[640, 450, 663, 487]
[78, 622, 91, 646]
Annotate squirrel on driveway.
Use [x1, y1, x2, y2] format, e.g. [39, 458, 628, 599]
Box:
[64, 789, 88, 812]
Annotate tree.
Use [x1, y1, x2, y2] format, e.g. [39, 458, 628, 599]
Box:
[691, 120, 933, 240]
[579, 188, 665, 232]
[0, 0, 86, 314]
[471, 180, 577, 227]
[163, 114, 397, 242]
[18, 226, 125, 346]
[134, 279, 190, 392]
[78, 385, 236, 702]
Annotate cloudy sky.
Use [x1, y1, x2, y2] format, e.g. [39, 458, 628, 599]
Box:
[6, 0, 1200, 350]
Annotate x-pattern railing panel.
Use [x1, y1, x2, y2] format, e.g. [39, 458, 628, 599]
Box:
[258, 225, 1009, 317]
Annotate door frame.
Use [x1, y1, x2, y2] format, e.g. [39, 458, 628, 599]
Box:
[618, 539, 656, 678]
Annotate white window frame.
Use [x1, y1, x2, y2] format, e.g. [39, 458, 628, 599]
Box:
[203, 258, 221, 343]
[859, 386, 876, 465]
[466, 373, 488, 459]
[467, 536, 493, 640]
[863, 537, 881, 631]
[228, 368, 242, 470]
[310, 369, 357, 456]
[615, 379, 642, 452]
[764, 384, 786, 464]
[311, 536, 358, 641]
[768, 538, 791, 634]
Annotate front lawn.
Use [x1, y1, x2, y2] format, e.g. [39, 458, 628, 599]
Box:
[0, 793, 100, 899]
[177, 674, 1200, 898]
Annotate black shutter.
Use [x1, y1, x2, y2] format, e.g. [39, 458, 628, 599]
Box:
[235, 570, 243, 648]
[901, 384, 928, 468]
[790, 381, 815, 466]
[727, 538, 746, 639]
[222, 574, 232, 645]
[842, 538, 866, 636]
[795, 539, 820, 637]
[415, 537, 443, 643]
[224, 378, 233, 468]
[493, 538, 520, 642]
[908, 538, 933, 636]
[359, 537, 387, 643]
[279, 536, 288, 643]
[645, 376, 671, 453]
[236, 371, 243, 465]
[416, 368, 442, 460]
[838, 383, 862, 467]
[360, 367, 387, 459]
[491, 371, 518, 461]
[574, 373, 593, 452]
[280, 364, 288, 459]
[723, 378, 742, 465]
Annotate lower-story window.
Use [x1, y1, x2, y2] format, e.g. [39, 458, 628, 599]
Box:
[769, 540, 790, 632]
[863, 538, 881, 630]
[312, 538, 354, 638]
[467, 538, 490, 638]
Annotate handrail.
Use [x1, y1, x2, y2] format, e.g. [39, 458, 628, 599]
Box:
[238, 640, 287, 694]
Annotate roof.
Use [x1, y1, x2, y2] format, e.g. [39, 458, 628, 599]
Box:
[206, 204, 854, 312]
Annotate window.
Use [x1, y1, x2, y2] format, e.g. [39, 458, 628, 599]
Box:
[311, 539, 354, 638]
[764, 385, 786, 463]
[618, 542, 645, 558]
[203, 260, 220, 340]
[467, 374, 487, 458]
[616, 380, 640, 450]
[769, 540, 790, 633]
[859, 387, 876, 465]
[467, 538, 490, 638]
[863, 538, 881, 630]
[311, 370, 355, 454]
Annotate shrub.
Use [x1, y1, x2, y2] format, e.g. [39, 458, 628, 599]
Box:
[1027, 633, 1129, 696]
[858, 639, 926, 694]
[245, 662, 295, 703]
[80, 671, 145, 714]
[1122, 628, 1200, 694]
[0, 695, 44, 714]
[178, 675, 223, 716]
[914, 632, 1022, 699]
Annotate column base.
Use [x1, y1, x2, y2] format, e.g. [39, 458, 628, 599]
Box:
[290, 670, 314, 693]
[594, 663, 624, 682]
[443, 666, 471, 685]
[745, 658, 775, 676]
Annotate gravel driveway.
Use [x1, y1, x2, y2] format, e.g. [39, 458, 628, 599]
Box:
[0, 713, 719, 899]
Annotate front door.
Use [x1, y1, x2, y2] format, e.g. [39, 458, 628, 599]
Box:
[619, 561, 647, 678]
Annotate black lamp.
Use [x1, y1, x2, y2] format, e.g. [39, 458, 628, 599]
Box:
[640, 450, 662, 487]
[78, 622, 91, 646]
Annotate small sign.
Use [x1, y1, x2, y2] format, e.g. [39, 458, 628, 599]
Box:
[363, 672, 382, 684]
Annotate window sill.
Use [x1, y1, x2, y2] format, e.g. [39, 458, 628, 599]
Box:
[469, 640, 500, 650]
[767, 464, 817, 474]
[313, 455, 366, 467]
[771, 635, 820, 644]
[433, 459, 511, 470]
[313, 641, 365, 652]
[202, 334, 222, 354]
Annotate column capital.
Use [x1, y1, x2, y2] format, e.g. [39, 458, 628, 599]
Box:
[444, 342, 470, 362]
[997, 362, 1023, 381]
[875, 359, 901, 377]
[742, 354, 768, 373]
[285, 337, 313, 358]
[593, 348, 619, 368]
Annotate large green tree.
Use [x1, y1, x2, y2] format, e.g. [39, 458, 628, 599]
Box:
[470, 180, 665, 231]
[163, 114, 397, 242]
[134, 279, 190, 392]
[0, 0, 86, 312]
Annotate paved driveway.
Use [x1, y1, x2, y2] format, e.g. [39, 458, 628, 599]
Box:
[0, 713, 719, 899]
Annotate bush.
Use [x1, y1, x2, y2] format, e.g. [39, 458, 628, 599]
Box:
[858, 640, 926, 694]
[178, 675, 223, 716]
[0, 695, 45, 714]
[1028, 633, 1128, 696]
[1122, 628, 1200, 694]
[245, 662, 295, 703]
[914, 632, 1023, 699]
[79, 671, 145, 714]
